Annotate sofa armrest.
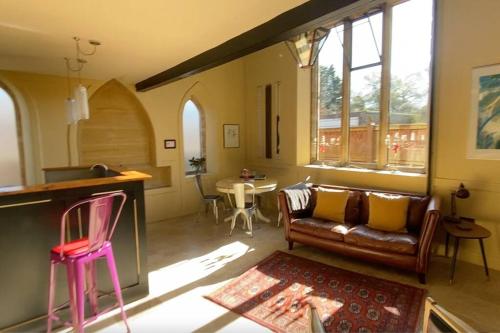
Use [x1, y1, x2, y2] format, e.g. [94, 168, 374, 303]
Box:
[279, 191, 293, 240]
[416, 195, 441, 273]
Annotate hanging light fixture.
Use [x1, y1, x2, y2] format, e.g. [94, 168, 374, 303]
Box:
[64, 36, 101, 124]
[286, 27, 330, 68]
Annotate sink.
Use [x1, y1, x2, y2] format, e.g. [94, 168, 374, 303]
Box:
[44, 167, 121, 184]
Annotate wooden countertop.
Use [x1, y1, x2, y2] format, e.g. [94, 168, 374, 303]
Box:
[0, 170, 152, 197]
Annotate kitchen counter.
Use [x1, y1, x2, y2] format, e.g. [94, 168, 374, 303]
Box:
[0, 169, 151, 197]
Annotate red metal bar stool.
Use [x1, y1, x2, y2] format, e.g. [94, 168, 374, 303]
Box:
[47, 192, 130, 333]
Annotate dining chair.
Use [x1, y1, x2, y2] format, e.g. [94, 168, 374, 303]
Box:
[194, 174, 224, 223]
[47, 192, 130, 333]
[229, 182, 256, 237]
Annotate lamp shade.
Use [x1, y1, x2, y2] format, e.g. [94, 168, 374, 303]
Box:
[74, 84, 90, 120]
[65, 97, 78, 124]
[286, 27, 330, 68]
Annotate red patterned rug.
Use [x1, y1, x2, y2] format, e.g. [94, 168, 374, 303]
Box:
[205, 251, 426, 333]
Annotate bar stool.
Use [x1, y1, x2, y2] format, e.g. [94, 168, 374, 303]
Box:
[47, 192, 130, 333]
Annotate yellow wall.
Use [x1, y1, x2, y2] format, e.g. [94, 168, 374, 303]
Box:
[243, 0, 500, 270]
[431, 0, 500, 270]
[0, 59, 246, 222]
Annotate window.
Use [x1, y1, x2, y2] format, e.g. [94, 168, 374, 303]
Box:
[0, 86, 23, 186]
[312, 0, 433, 172]
[182, 100, 206, 175]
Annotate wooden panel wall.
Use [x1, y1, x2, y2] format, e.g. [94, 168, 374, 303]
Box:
[79, 79, 153, 166]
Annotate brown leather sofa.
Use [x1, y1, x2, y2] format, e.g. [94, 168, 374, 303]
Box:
[278, 184, 441, 283]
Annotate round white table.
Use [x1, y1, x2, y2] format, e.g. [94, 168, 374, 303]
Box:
[215, 177, 277, 223]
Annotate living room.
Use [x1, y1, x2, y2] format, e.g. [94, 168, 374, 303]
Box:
[0, 0, 499, 332]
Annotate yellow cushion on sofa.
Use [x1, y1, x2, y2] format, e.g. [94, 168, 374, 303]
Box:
[312, 188, 349, 223]
[367, 193, 410, 232]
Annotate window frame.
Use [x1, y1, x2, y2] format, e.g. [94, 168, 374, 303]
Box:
[311, 0, 432, 174]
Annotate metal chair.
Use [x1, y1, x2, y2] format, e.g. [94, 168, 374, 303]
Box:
[47, 192, 130, 333]
[194, 174, 224, 223]
[229, 183, 257, 237]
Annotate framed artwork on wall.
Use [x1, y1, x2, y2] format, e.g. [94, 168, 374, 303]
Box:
[223, 124, 240, 148]
[164, 139, 176, 149]
[467, 63, 500, 159]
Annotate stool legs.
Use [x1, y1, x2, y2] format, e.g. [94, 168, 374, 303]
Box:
[74, 261, 86, 333]
[105, 247, 131, 333]
[46, 260, 57, 333]
[86, 262, 99, 316]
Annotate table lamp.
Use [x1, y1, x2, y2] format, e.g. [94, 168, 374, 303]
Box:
[447, 183, 470, 223]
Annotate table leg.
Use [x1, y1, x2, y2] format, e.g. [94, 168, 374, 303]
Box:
[479, 239, 489, 278]
[256, 208, 271, 223]
[445, 232, 450, 257]
[450, 237, 460, 284]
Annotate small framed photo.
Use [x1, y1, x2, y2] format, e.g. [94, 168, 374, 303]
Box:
[223, 124, 240, 148]
[164, 139, 176, 149]
[467, 63, 500, 159]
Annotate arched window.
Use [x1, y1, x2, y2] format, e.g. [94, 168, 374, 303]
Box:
[0, 86, 23, 186]
[182, 100, 206, 175]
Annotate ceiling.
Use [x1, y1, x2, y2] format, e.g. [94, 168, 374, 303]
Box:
[0, 0, 307, 84]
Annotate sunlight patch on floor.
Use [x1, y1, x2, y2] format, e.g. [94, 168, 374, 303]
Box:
[148, 241, 253, 297]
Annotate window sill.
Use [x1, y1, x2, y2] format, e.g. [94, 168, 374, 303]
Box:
[303, 164, 426, 178]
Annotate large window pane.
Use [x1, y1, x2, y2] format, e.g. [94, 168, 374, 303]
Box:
[317, 25, 344, 162]
[388, 0, 432, 168]
[182, 100, 202, 174]
[349, 66, 381, 164]
[351, 12, 383, 68]
[0, 88, 22, 186]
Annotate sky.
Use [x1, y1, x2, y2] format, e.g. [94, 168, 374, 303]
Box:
[182, 100, 202, 172]
[318, 0, 433, 95]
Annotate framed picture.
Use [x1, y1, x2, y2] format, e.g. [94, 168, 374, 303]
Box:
[223, 124, 240, 148]
[467, 64, 500, 160]
[164, 139, 176, 149]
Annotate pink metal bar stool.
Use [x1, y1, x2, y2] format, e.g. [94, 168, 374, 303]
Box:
[47, 192, 130, 333]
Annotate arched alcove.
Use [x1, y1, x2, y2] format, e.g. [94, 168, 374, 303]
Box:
[79, 79, 170, 188]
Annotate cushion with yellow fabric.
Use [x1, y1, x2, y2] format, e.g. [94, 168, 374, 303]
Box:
[367, 193, 410, 232]
[312, 188, 349, 223]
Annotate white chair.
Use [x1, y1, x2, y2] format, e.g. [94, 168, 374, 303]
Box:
[229, 183, 256, 237]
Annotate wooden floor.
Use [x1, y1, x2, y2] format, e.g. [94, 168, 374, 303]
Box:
[86, 212, 500, 332]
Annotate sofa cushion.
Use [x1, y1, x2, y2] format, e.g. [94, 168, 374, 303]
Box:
[344, 225, 418, 255]
[407, 196, 431, 234]
[313, 188, 349, 222]
[290, 217, 349, 241]
[360, 192, 431, 233]
[367, 193, 410, 232]
[311, 188, 361, 225]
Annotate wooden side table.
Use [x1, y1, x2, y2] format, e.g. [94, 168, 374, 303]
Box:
[443, 218, 491, 284]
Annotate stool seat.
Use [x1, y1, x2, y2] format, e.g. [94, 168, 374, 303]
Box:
[51, 238, 89, 256]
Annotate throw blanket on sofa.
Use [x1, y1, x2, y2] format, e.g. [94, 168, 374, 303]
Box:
[283, 182, 312, 213]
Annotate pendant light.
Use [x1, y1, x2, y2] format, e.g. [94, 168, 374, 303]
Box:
[286, 27, 330, 68]
[64, 37, 101, 124]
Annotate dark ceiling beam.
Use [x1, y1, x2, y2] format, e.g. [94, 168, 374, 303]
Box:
[135, 0, 359, 92]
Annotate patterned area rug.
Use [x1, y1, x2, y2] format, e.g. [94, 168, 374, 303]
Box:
[206, 251, 425, 333]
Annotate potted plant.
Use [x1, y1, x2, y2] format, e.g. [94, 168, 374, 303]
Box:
[189, 156, 206, 175]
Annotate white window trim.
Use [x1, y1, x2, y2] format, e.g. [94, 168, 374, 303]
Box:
[310, 0, 432, 175]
